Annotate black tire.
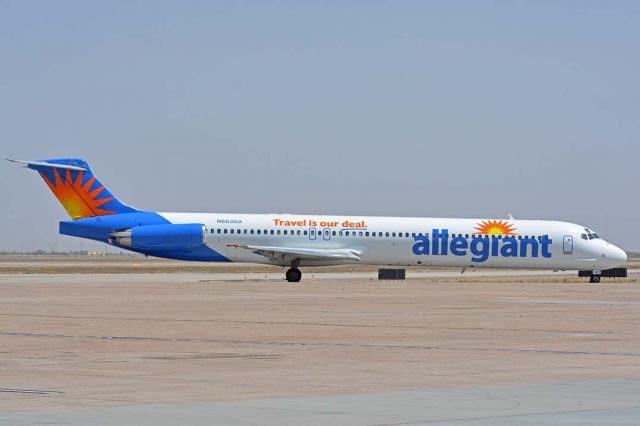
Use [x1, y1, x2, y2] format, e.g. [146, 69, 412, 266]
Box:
[286, 268, 302, 283]
[591, 275, 601, 283]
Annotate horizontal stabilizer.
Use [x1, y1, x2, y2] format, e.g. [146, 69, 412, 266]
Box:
[6, 159, 87, 171]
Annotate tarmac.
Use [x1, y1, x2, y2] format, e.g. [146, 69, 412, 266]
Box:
[1, 263, 639, 424]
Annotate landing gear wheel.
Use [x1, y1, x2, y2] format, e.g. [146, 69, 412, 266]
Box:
[590, 275, 601, 283]
[286, 268, 302, 283]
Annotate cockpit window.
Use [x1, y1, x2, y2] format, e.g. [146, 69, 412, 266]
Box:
[582, 230, 601, 241]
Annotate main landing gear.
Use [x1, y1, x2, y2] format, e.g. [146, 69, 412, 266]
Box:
[286, 268, 302, 283]
[589, 275, 601, 283]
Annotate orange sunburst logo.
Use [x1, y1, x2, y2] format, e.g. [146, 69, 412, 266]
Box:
[40, 168, 115, 219]
[474, 220, 517, 235]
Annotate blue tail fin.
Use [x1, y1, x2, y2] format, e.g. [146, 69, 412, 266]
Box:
[9, 158, 138, 220]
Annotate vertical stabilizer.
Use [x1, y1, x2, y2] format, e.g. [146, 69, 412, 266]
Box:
[8, 158, 138, 220]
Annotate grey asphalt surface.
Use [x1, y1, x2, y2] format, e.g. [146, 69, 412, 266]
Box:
[0, 268, 588, 283]
[2, 269, 639, 425]
[2, 379, 639, 425]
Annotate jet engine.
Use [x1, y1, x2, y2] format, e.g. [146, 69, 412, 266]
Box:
[110, 223, 206, 250]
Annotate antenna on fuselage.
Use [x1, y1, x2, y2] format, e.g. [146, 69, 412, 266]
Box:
[508, 213, 515, 220]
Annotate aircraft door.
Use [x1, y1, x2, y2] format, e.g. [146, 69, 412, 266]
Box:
[309, 227, 317, 240]
[323, 228, 331, 241]
[563, 235, 573, 254]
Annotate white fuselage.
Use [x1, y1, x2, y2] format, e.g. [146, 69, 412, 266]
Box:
[159, 213, 627, 271]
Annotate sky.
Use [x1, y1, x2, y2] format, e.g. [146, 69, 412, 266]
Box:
[0, 1, 638, 251]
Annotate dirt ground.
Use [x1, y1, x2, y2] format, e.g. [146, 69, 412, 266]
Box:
[1, 256, 638, 274]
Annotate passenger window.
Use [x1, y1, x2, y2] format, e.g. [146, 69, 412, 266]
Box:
[250, 229, 254, 234]
[345, 231, 350, 236]
[230, 229, 234, 234]
[385, 232, 389, 237]
[339, 231, 343, 236]
[359, 231, 363, 236]
[217, 229, 221, 234]
[365, 232, 369, 236]
[332, 231, 336, 236]
[297, 230, 301, 235]
[277, 230, 281, 235]
[283, 230, 288, 235]
[270, 230, 274, 235]
[224, 229, 228, 234]
[303, 230, 307, 235]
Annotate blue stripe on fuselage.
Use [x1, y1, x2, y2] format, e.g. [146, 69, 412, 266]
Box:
[59, 212, 230, 262]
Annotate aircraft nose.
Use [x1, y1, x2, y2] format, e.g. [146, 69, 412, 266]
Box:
[604, 244, 627, 268]
[612, 245, 628, 265]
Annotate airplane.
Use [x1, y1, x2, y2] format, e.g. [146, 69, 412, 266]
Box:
[8, 158, 628, 283]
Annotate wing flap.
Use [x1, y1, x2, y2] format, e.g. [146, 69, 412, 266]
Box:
[227, 244, 362, 261]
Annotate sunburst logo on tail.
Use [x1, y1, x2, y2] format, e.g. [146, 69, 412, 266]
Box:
[40, 168, 115, 219]
[474, 220, 517, 235]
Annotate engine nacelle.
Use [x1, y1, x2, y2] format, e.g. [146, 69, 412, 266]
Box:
[110, 223, 206, 250]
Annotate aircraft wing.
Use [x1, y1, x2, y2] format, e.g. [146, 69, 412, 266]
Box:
[226, 244, 362, 262]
